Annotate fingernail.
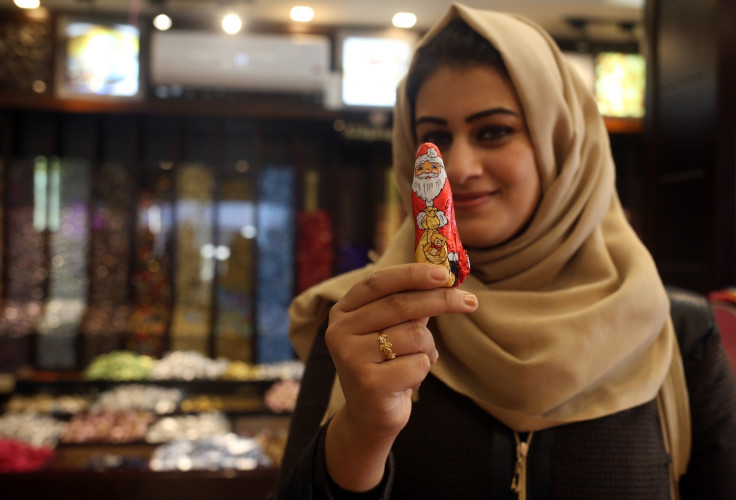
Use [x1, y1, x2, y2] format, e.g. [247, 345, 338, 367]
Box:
[461, 291, 477, 308]
[430, 266, 448, 282]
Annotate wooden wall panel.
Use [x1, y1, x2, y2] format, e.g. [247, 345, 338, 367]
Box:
[645, 0, 734, 293]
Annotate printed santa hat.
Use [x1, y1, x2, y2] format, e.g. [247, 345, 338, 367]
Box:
[414, 143, 445, 170]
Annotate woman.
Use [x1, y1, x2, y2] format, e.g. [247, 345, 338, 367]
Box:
[274, 4, 736, 499]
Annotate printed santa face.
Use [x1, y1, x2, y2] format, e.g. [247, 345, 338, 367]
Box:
[412, 144, 448, 205]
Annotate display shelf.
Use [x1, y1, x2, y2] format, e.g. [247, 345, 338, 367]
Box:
[1, 468, 281, 500]
[13, 376, 280, 396]
[9, 375, 292, 417]
[1, 370, 294, 497]
[604, 116, 643, 134]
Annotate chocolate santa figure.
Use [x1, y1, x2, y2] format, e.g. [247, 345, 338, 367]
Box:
[412, 142, 470, 287]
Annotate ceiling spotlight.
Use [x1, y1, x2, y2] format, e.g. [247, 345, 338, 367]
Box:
[290, 6, 314, 23]
[222, 13, 242, 34]
[14, 0, 40, 8]
[392, 12, 417, 29]
[153, 13, 172, 31]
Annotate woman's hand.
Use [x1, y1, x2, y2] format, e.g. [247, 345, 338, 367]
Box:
[323, 263, 478, 491]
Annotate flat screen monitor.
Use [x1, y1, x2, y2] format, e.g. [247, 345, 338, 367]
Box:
[339, 31, 416, 108]
[594, 52, 646, 118]
[56, 18, 141, 100]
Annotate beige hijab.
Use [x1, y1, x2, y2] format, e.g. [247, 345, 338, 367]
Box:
[289, 3, 674, 432]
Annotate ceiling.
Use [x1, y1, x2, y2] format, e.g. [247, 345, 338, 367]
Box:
[6, 0, 645, 43]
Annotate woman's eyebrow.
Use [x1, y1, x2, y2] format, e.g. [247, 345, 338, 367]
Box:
[415, 108, 518, 128]
[466, 107, 518, 123]
[414, 116, 446, 126]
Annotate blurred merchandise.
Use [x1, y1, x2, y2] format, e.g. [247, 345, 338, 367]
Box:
[149, 433, 272, 471]
[264, 379, 301, 414]
[61, 410, 154, 444]
[92, 385, 183, 414]
[0, 438, 55, 473]
[149, 350, 229, 380]
[5, 393, 90, 415]
[0, 411, 68, 448]
[84, 350, 154, 381]
[145, 412, 231, 443]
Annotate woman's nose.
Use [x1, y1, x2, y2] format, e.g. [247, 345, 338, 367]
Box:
[445, 141, 483, 185]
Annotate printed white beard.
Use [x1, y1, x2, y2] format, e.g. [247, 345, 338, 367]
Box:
[412, 172, 447, 205]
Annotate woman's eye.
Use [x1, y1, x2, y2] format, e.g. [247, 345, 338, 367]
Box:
[419, 131, 451, 148]
[478, 125, 513, 143]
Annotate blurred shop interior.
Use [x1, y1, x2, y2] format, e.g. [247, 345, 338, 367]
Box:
[0, 0, 734, 498]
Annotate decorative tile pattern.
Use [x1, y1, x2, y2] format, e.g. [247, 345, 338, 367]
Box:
[36, 158, 91, 369]
[256, 166, 295, 363]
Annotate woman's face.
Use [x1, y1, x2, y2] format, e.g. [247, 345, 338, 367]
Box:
[414, 64, 541, 248]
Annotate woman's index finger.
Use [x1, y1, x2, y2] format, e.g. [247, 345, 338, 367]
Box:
[337, 263, 449, 313]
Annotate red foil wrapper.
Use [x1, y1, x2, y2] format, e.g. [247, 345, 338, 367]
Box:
[412, 143, 470, 287]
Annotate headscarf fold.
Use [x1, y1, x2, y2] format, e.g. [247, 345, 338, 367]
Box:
[289, 2, 674, 431]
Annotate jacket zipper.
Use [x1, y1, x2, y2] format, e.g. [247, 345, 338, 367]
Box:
[511, 431, 534, 499]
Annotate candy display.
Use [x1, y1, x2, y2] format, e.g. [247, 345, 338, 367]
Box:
[252, 427, 290, 467]
[80, 350, 303, 383]
[91, 385, 183, 415]
[0, 121, 372, 490]
[0, 152, 320, 372]
[127, 173, 173, 358]
[170, 164, 215, 355]
[179, 395, 225, 413]
[0, 411, 68, 447]
[149, 350, 229, 380]
[0, 353, 302, 479]
[255, 166, 296, 363]
[264, 379, 301, 414]
[0, 160, 46, 371]
[296, 169, 334, 292]
[5, 394, 90, 415]
[149, 433, 272, 471]
[220, 360, 263, 381]
[411, 143, 470, 287]
[0, 14, 54, 94]
[214, 178, 255, 362]
[253, 360, 304, 381]
[87, 163, 133, 307]
[0, 438, 54, 473]
[0, 86, 412, 493]
[84, 350, 154, 381]
[81, 162, 133, 365]
[221, 360, 304, 382]
[296, 209, 334, 293]
[0, 300, 40, 372]
[61, 410, 154, 444]
[36, 158, 91, 369]
[4, 159, 46, 307]
[145, 411, 231, 443]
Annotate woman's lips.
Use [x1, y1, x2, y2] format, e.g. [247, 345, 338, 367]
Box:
[452, 191, 498, 210]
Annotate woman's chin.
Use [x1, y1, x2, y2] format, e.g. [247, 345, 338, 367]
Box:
[457, 225, 509, 249]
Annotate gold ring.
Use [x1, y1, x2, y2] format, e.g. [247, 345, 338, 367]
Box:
[377, 332, 396, 360]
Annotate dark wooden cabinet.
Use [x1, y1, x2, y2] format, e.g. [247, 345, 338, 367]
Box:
[644, 0, 736, 293]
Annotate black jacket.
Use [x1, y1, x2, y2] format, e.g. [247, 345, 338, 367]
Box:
[273, 287, 736, 499]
